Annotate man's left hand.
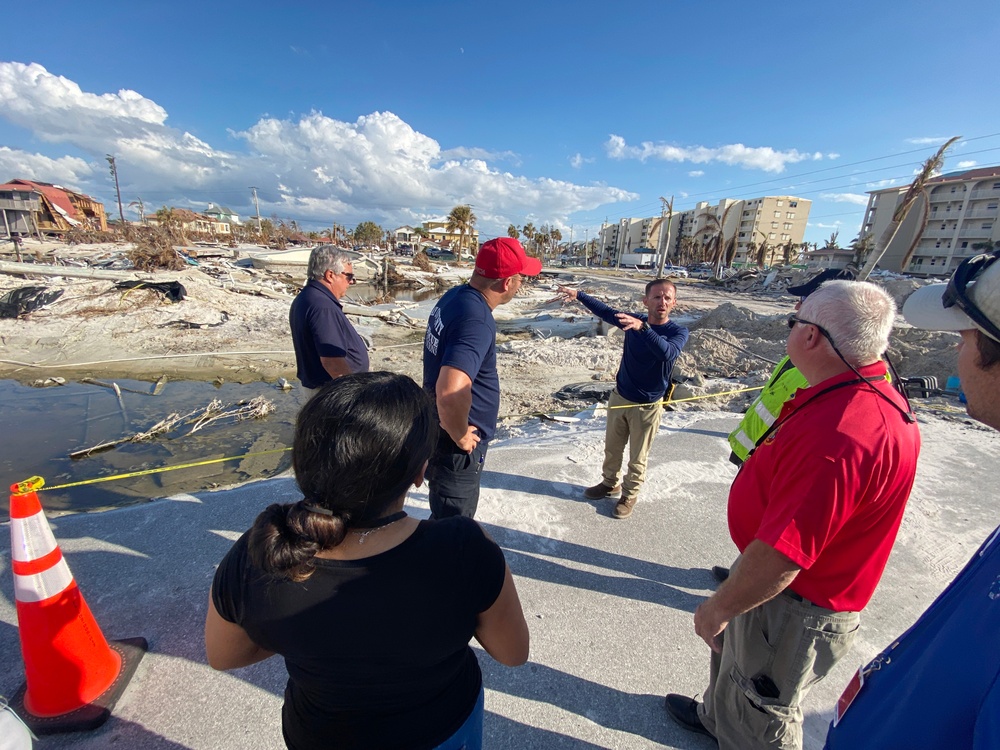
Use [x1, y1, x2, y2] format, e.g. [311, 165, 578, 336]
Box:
[616, 312, 643, 330]
[694, 598, 729, 653]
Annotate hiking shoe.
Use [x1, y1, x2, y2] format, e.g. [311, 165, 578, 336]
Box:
[613, 496, 637, 519]
[584, 481, 621, 499]
[711, 566, 730, 583]
[664, 694, 714, 738]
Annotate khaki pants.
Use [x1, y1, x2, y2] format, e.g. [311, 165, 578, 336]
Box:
[698, 589, 860, 750]
[601, 389, 663, 500]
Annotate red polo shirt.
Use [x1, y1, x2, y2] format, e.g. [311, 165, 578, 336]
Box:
[728, 363, 921, 611]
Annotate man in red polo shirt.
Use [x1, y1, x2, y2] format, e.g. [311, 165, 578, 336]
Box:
[664, 280, 921, 750]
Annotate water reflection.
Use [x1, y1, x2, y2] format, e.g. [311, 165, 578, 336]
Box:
[0, 378, 308, 515]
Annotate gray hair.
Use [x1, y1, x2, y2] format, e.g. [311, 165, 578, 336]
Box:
[307, 245, 350, 281]
[799, 280, 896, 365]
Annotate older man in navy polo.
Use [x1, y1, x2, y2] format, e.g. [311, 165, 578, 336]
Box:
[290, 245, 369, 388]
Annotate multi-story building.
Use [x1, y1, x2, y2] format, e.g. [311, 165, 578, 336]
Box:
[205, 203, 241, 225]
[861, 165, 1000, 276]
[422, 220, 479, 250]
[601, 195, 810, 267]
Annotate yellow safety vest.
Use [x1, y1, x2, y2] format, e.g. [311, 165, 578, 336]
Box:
[728, 356, 808, 465]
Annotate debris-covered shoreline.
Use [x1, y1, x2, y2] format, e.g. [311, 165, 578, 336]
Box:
[0, 239, 962, 426]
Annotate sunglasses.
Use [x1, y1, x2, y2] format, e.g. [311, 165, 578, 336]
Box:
[942, 250, 1000, 342]
[342, 272, 356, 284]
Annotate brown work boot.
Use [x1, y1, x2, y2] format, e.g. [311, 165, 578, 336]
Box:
[613, 496, 637, 519]
[584, 481, 621, 499]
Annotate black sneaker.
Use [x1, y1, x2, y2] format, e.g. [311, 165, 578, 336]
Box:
[664, 694, 714, 738]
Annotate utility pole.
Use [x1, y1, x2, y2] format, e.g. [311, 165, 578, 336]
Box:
[600, 218, 607, 265]
[250, 187, 263, 238]
[584, 228, 589, 266]
[105, 155, 125, 226]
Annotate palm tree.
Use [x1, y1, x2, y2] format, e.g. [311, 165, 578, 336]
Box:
[549, 227, 562, 264]
[155, 205, 179, 228]
[700, 204, 738, 277]
[507, 224, 520, 240]
[447, 204, 476, 264]
[522, 222, 536, 254]
[850, 233, 874, 267]
[858, 136, 960, 279]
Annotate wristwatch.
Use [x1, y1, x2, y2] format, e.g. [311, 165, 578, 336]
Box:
[640, 322, 650, 332]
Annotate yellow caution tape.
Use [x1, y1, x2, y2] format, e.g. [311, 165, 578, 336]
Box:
[34, 448, 292, 492]
[12, 476, 46, 494]
[23, 386, 764, 495]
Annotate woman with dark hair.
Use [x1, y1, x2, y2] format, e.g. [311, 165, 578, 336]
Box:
[205, 372, 529, 750]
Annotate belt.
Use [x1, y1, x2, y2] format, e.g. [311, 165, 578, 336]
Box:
[784, 589, 814, 606]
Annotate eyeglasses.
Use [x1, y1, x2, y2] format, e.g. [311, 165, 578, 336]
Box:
[788, 314, 839, 348]
[342, 272, 356, 284]
[942, 250, 1000, 342]
[787, 314, 825, 333]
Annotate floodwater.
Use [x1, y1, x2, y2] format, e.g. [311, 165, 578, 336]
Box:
[0, 377, 309, 516]
[0, 282, 445, 517]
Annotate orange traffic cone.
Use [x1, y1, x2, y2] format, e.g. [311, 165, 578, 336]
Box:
[8, 477, 147, 734]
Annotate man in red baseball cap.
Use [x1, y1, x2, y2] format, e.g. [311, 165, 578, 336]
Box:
[422, 237, 542, 518]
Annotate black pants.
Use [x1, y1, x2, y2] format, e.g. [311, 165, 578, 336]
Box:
[427, 432, 488, 519]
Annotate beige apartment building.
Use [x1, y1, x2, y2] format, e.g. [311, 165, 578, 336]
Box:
[597, 216, 667, 262]
[862, 165, 1000, 276]
[600, 195, 810, 266]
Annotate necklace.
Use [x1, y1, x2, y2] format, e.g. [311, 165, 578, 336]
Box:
[350, 511, 408, 544]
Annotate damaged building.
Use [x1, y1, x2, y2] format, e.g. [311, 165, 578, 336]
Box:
[0, 179, 108, 237]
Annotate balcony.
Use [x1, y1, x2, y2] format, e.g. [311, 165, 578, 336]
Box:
[921, 228, 956, 238]
[927, 191, 965, 203]
[959, 226, 993, 238]
[963, 209, 999, 220]
[970, 189, 1000, 201]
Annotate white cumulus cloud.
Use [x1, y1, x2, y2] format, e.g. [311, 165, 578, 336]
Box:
[905, 137, 953, 146]
[0, 146, 93, 188]
[957, 160, 977, 168]
[0, 61, 636, 233]
[687, 170, 704, 177]
[820, 193, 870, 206]
[605, 134, 831, 173]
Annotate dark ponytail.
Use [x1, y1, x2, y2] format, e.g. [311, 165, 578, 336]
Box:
[248, 372, 436, 580]
[248, 501, 348, 581]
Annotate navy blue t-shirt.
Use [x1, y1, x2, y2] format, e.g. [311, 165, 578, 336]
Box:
[422, 285, 499, 440]
[577, 292, 689, 403]
[289, 280, 369, 388]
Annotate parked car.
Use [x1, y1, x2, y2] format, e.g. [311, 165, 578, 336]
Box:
[688, 265, 713, 280]
[663, 263, 688, 278]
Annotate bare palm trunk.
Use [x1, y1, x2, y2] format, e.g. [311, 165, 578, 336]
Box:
[858, 137, 959, 280]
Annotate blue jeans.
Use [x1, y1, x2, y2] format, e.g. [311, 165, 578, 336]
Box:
[427, 433, 488, 519]
[433, 687, 484, 750]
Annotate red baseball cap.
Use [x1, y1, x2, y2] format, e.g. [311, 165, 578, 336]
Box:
[474, 237, 542, 279]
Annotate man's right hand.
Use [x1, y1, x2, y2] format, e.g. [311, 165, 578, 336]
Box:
[451, 424, 481, 453]
[555, 285, 579, 302]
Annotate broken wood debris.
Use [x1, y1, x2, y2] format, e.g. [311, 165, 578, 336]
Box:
[69, 395, 276, 459]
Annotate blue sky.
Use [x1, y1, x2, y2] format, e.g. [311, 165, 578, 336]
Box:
[1, 0, 998, 246]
